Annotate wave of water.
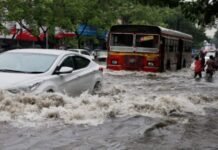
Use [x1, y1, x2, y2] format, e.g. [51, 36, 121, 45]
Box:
[0, 69, 218, 127]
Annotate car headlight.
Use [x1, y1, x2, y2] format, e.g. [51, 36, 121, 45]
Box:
[8, 82, 41, 94]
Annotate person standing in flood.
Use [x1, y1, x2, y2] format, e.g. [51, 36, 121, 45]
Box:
[194, 56, 203, 78]
[200, 50, 205, 71]
[206, 55, 216, 78]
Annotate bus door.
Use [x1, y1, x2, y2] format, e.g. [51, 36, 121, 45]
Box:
[160, 37, 165, 72]
[177, 39, 183, 70]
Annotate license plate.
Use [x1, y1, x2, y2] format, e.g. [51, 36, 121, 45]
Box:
[129, 58, 135, 63]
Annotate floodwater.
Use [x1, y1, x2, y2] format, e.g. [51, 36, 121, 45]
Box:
[1, 68, 218, 150]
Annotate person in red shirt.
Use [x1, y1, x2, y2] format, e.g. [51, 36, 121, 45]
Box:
[194, 56, 202, 78]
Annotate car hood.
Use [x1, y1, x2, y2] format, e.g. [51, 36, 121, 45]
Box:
[0, 72, 44, 89]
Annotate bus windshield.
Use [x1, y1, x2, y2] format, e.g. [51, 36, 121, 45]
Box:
[110, 33, 134, 52]
[110, 33, 159, 50]
[110, 33, 133, 47]
[136, 34, 159, 48]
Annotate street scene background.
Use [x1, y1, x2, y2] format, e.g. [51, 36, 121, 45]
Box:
[0, 0, 218, 150]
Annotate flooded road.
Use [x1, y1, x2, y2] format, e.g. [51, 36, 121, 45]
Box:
[1, 68, 218, 150]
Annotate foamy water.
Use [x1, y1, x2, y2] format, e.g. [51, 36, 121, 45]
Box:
[0, 68, 218, 128]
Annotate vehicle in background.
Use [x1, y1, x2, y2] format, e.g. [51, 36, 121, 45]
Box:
[205, 51, 216, 63]
[0, 49, 103, 96]
[67, 48, 94, 60]
[93, 49, 108, 61]
[107, 25, 193, 72]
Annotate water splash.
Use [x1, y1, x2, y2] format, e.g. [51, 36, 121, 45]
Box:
[0, 68, 218, 127]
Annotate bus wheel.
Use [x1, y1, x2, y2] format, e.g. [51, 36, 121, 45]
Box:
[183, 59, 186, 68]
[166, 60, 171, 70]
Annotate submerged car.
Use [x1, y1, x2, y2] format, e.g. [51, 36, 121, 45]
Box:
[0, 49, 103, 96]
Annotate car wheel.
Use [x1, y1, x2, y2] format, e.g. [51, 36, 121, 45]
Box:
[92, 82, 102, 94]
[47, 89, 54, 93]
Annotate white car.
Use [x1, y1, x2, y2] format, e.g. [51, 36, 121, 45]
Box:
[0, 49, 103, 96]
[67, 49, 94, 60]
[93, 49, 108, 61]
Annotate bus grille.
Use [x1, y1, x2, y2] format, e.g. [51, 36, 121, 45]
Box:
[124, 55, 144, 70]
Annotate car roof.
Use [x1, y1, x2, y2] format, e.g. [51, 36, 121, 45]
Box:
[68, 48, 89, 52]
[7, 48, 74, 56]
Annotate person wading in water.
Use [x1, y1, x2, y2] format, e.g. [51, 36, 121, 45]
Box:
[193, 56, 203, 78]
[205, 55, 216, 78]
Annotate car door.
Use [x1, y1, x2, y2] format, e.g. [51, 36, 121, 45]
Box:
[72, 55, 94, 93]
[55, 55, 83, 96]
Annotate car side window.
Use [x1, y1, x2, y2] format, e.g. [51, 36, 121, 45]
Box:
[73, 56, 90, 70]
[81, 51, 90, 56]
[60, 56, 74, 68]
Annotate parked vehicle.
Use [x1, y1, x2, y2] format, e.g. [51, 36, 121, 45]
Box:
[67, 48, 94, 60]
[205, 51, 216, 63]
[0, 49, 103, 96]
[93, 49, 108, 61]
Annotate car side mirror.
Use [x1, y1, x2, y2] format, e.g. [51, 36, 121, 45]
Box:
[56, 66, 73, 74]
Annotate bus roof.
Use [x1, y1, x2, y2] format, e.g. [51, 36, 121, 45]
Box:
[110, 25, 193, 40]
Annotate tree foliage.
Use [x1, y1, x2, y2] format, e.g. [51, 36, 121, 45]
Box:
[136, 0, 180, 8]
[165, 7, 207, 48]
[181, 0, 218, 26]
[0, 0, 208, 48]
[212, 30, 218, 48]
[0, 0, 83, 44]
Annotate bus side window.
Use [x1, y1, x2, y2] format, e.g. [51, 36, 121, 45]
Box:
[173, 40, 176, 52]
[175, 40, 178, 52]
[184, 42, 191, 52]
[153, 36, 159, 48]
[169, 40, 174, 52]
[165, 39, 168, 52]
[183, 42, 186, 52]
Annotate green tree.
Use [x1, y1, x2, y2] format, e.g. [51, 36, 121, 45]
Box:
[212, 30, 218, 48]
[181, 0, 218, 26]
[105, 1, 207, 48]
[0, 1, 6, 32]
[165, 8, 208, 48]
[1, 0, 84, 47]
[136, 0, 180, 8]
[0, 0, 208, 49]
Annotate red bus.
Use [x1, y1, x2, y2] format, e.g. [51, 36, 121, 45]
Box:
[106, 25, 193, 72]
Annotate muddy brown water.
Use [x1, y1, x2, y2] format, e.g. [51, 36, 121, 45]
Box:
[1, 69, 218, 150]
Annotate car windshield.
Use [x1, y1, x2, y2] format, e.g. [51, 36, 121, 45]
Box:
[0, 52, 58, 73]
